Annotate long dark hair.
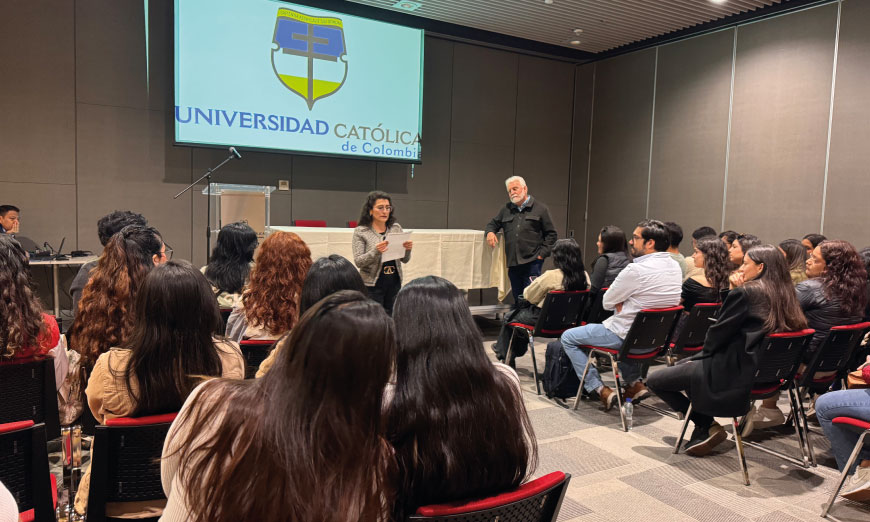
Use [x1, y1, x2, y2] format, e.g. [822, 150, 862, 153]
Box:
[0, 235, 45, 358]
[358, 190, 396, 228]
[779, 239, 808, 272]
[386, 276, 537, 520]
[803, 233, 827, 249]
[166, 291, 395, 522]
[205, 222, 257, 295]
[552, 239, 587, 291]
[817, 240, 868, 317]
[742, 245, 808, 333]
[299, 255, 367, 315]
[695, 236, 730, 296]
[599, 225, 629, 256]
[121, 261, 224, 417]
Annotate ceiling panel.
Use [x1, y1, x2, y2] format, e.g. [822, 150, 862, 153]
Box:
[349, 0, 781, 53]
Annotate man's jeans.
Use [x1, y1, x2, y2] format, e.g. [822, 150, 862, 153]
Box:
[560, 323, 641, 393]
[816, 389, 870, 473]
[508, 258, 544, 304]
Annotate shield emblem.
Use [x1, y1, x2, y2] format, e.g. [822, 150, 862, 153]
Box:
[271, 8, 348, 110]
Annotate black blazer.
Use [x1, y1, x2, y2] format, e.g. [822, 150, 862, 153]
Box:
[689, 287, 767, 417]
[484, 196, 558, 267]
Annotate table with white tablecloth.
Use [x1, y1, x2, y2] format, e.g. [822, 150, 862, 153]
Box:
[267, 227, 510, 301]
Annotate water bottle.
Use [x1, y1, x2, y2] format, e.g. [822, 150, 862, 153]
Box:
[623, 398, 633, 431]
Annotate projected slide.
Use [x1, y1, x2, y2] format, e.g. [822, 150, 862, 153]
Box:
[174, 0, 424, 161]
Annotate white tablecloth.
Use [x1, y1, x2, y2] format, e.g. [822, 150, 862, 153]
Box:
[267, 227, 510, 300]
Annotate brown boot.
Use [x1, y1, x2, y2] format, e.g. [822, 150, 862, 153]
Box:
[600, 386, 617, 412]
[624, 381, 651, 403]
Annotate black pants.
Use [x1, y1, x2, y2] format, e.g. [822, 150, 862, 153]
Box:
[369, 271, 401, 316]
[507, 259, 543, 304]
[646, 360, 714, 430]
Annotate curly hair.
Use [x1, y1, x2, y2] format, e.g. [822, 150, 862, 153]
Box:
[817, 240, 868, 317]
[97, 210, 147, 246]
[69, 225, 163, 370]
[357, 191, 396, 228]
[242, 232, 311, 336]
[695, 236, 730, 296]
[0, 235, 46, 358]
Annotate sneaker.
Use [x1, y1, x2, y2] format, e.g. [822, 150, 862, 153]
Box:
[685, 423, 727, 457]
[842, 466, 870, 502]
[752, 406, 786, 429]
[600, 386, 617, 412]
[623, 381, 651, 403]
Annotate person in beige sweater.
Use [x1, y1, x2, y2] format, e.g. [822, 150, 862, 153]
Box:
[74, 261, 245, 518]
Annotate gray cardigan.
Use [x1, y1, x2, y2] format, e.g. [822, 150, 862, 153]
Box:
[352, 223, 412, 285]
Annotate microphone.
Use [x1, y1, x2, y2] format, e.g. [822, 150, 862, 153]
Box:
[229, 146, 242, 159]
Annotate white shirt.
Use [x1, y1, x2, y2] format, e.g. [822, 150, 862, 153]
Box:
[0, 481, 17, 522]
[602, 251, 682, 338]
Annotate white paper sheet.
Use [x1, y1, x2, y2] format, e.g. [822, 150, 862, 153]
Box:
[382, 232, 412, 262]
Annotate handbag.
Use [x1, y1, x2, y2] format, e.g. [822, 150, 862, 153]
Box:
[846, 359, 870, 389]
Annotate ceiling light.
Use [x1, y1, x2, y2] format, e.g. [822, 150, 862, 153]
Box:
[573, 29, 583, 35]
[709, 0, 727, 4]
[544, 0, 554, 4]
[392, 1, 422, 11]
[569, 40, 581, 45]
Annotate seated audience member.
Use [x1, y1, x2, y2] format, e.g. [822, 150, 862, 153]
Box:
[70, 210, 147, 316]
[647, 245, 808, 456]
[255, 254, 366, 377]
[684, 226, 718, 279]
[589, 225, 631, 293]
[0, 205, 20, 234]
[74, 261, 244, 517]
[803, 233, 827, 256]
[749, 240, 867, 430]
[161, 291, 395, 522]
[202, 222, 258, 308]
[682, 236, 730, 309]
[492, 239, 588, 361]
[0, 235, 60, 362]
[719, 229, 738, 247]
[386, 276, 537, 520]
[68, 225, 167, 375]
[728, 233, 760, 284]
[664, 221, 689, 278]
[779, 238, 808, 285]
[225, 231, 311, 342]
[816, 377, 870, 501]
[561, 220, 682, 408]
[859, 247, 870, 323]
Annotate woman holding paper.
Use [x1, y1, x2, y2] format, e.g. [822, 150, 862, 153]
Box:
[352, 191, 412, 315]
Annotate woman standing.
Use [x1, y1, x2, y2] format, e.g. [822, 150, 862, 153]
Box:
[352, 191, 412, 315]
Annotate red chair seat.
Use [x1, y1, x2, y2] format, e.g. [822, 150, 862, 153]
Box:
[578, 345, 661, 360]
[508, 322, 535, 330]
[832, 417, 870, 430]
[105, 412, 178, 427]
[749, 382, 783, 397]
[416, 471, 566, 516]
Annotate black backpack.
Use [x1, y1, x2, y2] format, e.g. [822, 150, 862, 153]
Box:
[542, 340, 581, 399]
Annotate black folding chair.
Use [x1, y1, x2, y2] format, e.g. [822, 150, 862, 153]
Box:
[582, 287, 612, 325]
[673, 329, 814, 485]
[86, 412, 177, 522]
[0, 358, 60, 440]
[239, 339, 277, 379]
[571, 306, 683, 431]
[0, 421, 56, 522]
[408, 471, 571, 522]
[666, 303, 721, 364]
[505, 291, 589, 395]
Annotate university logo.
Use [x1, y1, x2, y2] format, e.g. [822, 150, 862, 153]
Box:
[271, 8, 348, 110]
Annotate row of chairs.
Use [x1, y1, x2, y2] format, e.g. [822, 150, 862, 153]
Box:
[292, 220, 358, 228]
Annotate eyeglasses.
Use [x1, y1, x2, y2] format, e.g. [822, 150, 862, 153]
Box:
[374, 205, 393, 212]
[163, 244, 174, 260]
[631, 234, 644, 241]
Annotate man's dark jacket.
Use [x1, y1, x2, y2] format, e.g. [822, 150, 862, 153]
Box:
[484, 196, 557, 267]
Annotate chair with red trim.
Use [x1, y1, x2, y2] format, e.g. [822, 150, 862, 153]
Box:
[293, 219, 327, 227]
[86, 413, 178, 522]
[408, 471, 571, 522]
[571, 306, 683, 431]
[240, 339, 277, 379]
[582, 287, 612, 325]
[821, 416, 870, 518]
[0, 358, 60, 440]
[348, 220, 358, 228]
[219, 307, 233, 328]
[666, 303, 721, 365]
[504, 291, 589, 395]
[0, 421, 57, 522]
[673, 329, 814, 485]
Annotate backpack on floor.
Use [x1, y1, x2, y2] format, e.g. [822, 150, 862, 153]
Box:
[542, 340, 581, 399]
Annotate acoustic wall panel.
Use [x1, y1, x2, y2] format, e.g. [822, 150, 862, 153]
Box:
[568, 64, 595, 261]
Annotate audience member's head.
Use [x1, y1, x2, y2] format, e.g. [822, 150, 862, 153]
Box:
[123, 261, 224, 417]
[358, 190, 396, 228]
[0, 235, 45, 358]
[170, 290, 395, 522]
[242, 231, 312, 336]
[69, 225, 166, 369]
[692, 236, 730, 294]
[740, 244, 808, 333]
[552, 239, 587, 291]
[664, 222, 683, 252]
[806, 240, 868, 317]
[719, 230, 738, 246]
[778, 239, 808, 274]
[630, 219, 669, 257]
[597, 225, 629, 256]
[859, 247, 870, 282]
[387, 276, 536, 519]
[299, 254, 366, 315]
[802, 233, 827, 255]
[729, 233, 760, 268]
[97, 210, 147, 247]
[205, 222, 258, 295]
[691, 226, 717, 248]
[0, 205, 20, 234]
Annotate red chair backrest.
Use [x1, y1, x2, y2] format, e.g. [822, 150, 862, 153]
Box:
[348, 220, 358, 228]
[583, 287, 612, 324]
[618, 306, 684, 359]
[752, 329, 815, 386]
[293, 219, 327, 227]
[410, 471, 571, 521]
[0, 421, 55, 522]
[799, 322, 870, 388]
[240, 339, 278, 378]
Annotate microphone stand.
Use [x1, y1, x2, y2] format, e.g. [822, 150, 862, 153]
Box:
[174, 149, 239, 262]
